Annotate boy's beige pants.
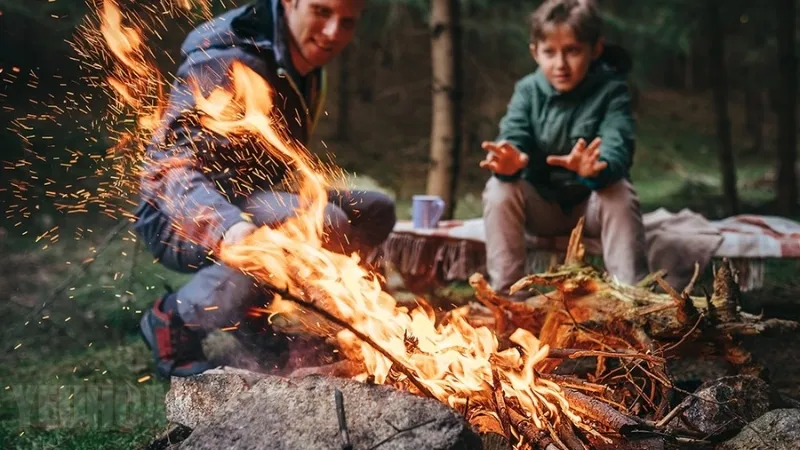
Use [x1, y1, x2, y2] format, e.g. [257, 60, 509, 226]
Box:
[482, 177, 650, 295]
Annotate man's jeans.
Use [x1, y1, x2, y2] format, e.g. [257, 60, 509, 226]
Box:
[141, 190, 396, 330]
[482, 177, 649, 295]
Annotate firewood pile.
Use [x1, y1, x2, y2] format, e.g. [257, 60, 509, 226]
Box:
[226, 218, 794, 450]
[454, 220, 797, 449]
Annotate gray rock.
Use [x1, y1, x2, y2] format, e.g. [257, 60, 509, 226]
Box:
[667, 356, 731, 386]
[670, 375, 770, 438]
[717, 409, 800, 450]
[179, 374, 482, 450]
[166, 368, 268, 429]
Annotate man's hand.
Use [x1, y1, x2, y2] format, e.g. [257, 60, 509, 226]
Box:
[546, 137, 607, 178]
[479, 140, 529, 176]
[221, 220, 258, 248]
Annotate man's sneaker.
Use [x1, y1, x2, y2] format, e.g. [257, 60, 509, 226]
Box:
[139, 297, 214, 378]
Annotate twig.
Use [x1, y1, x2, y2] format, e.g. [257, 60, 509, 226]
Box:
[276, 285, 438, 400]
[634, 302, 676, 317]
[681, 262, 701, 296]
[661, 313, 705, 353]
[655, 401, 690, 429]
[564, 217, 586, 265]
[3, 220, 130, 356]
[655, 274, 699, 325]
[561, 389, 644, 435]
[506, 406, 549, 448]
[547, 348, 664, 364]
[537, 373, 607, 394]
[334, 389, 352, 450]
[469, 274, 514, 338]
[635, 269, 668, 289]
[555, 415, 588, 450]
[468, 273, 514, 309]
[531, 401, 570, 450]
[674, 436, 712, 446]
[473, 292, 508, 338]
[368, 418, 436, 450]
[491, 367, 512, 438]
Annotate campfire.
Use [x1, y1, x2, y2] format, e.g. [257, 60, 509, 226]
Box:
[79, 2, 796, 449]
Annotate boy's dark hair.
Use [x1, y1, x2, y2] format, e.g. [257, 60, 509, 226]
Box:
[528, 0, 602, 45]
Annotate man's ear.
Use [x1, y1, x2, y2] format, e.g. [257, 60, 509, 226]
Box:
[592, 36, 605, 60]
[529, 43, 539, 65]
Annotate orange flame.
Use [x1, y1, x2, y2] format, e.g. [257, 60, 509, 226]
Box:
[100, 0, 147, 77]
[95, 0, 583, 441]
[202, 62, 582, 432]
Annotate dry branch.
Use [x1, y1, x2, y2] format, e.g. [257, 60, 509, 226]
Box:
[274, 284, 438, 400]
[537, 373, 607, 394]
[562, 389, 642, 435]
[564, 217, 586, 266]
[507, 406, 556, 450]
[491, 367, 512, 439]
[546, 348, 664, 364]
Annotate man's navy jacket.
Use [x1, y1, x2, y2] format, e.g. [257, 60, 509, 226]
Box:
[133, 0, 327, 269]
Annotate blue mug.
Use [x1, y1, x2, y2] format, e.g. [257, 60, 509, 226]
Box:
[412, 195, 446, 229]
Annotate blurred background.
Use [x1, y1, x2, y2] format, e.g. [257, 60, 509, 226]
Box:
[1, 1, 798, 447]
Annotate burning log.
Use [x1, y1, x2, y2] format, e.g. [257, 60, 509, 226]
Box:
[271, 283, 439, 400]
[491, 367, 513, 439]
[560, 389, 642, 436]
[251, 221, 795, 449]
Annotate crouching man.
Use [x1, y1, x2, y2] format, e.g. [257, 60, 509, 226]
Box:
[134, 0, 396, 378]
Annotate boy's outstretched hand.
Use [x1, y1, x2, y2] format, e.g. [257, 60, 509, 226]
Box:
[546, 137, 608, 178]
[479, 140, 529, 176]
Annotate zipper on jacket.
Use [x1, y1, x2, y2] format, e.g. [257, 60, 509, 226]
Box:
[277, 68, 312, 131]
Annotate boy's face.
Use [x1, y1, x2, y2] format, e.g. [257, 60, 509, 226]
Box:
[530, 23, 603, 92]
[282, 0, 365, 75]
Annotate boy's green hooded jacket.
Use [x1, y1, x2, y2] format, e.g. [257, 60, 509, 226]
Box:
[494, 51, 635, 211]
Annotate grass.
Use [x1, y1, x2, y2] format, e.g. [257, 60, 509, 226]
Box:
[0, 339, 168, 449]
[0, 88, 798, 448]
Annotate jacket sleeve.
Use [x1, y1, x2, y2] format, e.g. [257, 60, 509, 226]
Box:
[494, 78, 537, 182]
[578, 78, 635, 190]
[139, 56, 250, 254]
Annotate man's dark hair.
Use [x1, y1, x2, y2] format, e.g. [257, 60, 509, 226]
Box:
[528, 0, 602, 44]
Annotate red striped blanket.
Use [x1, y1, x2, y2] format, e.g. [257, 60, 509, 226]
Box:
[379, 208, 800, 292]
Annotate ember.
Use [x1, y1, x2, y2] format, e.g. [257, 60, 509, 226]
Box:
[83, 1, 795, 449]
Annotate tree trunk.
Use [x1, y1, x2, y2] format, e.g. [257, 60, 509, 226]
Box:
[336, 47, 350, 141]
[775, 0, 798, 214]
[707, 1, 740, 215]
[427, 0, 462, 219]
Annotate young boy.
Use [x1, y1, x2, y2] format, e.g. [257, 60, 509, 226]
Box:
[480, 0, 649, 297]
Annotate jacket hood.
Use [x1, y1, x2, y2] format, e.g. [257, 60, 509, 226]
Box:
[179, 0, 296, 76]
